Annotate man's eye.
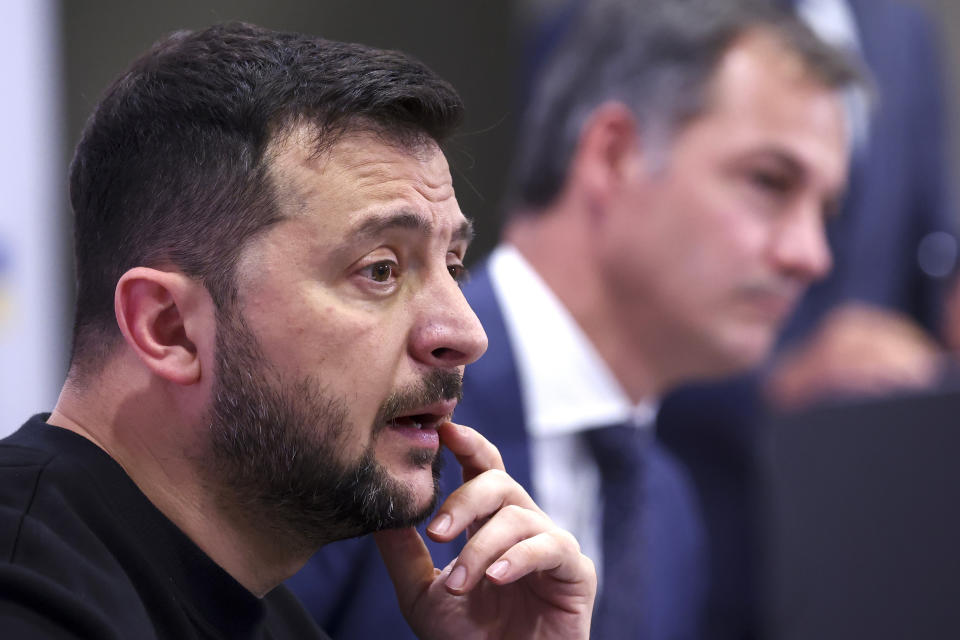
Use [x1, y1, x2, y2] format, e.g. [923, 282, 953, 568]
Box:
[367, 262, 396, 283]
[448, 263, 469, 284]
[752, 171, 791, 194]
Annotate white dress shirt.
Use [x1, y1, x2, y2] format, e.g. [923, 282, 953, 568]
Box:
[487, 244, 657, 575]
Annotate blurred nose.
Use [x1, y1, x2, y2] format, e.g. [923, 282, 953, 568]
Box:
[770, 203, 833, 284]
[409, 270, 488, 369]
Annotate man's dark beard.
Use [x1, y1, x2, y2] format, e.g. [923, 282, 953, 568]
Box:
[206, 308, 461, 547]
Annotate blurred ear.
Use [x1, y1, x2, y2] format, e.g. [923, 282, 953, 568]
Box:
[114, 267, 211, 385]
[568, 101, 641, 211]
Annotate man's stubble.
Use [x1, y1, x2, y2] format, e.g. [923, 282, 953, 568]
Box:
[205, 306, 459, 547]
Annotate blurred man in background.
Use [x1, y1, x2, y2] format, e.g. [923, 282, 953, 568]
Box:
[764, 0, 956, 407]
[658, 1, 959, 636]
[290, 0, 862, 637]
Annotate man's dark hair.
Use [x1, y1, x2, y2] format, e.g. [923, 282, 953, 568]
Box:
[510, 0, 865, 211]
[68, 22, 463, 377]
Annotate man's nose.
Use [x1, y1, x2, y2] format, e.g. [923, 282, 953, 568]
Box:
[408, 271, 488, 369]
[770, 203, 833, 283]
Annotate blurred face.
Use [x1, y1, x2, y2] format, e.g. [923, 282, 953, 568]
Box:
[602, 31, 849, 388]
[206, 129, 487, 543]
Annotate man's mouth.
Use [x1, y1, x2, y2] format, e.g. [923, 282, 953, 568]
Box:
[383, 399, 457, 438]
[740, 282, 803, 322]
[388, 413, 446, 431]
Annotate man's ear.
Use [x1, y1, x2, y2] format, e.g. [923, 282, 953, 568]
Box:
[114, 267, 212, 386]
[568, 101, 642, 210]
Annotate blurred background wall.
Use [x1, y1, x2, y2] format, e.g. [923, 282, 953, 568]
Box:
[0, 0, 63, 436]
[2, 0, 960, 432]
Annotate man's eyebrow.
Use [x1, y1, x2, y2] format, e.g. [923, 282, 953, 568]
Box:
[351, 211, 431, 239]
[756, 148, 846, 218]
[349, 210, 475, 245]
[453, 218, 475, 245]
[755, 148, 805, 176]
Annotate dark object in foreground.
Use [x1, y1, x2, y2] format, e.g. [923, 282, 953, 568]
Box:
[762, 387, 960, 640]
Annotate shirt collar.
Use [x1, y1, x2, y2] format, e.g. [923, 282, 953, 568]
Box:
[487, 244, 656, 437]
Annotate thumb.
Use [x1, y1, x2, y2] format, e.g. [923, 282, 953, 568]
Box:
[373, 527, 438, 615]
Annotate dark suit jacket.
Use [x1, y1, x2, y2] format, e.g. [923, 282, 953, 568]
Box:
[288, 260, 708, 639]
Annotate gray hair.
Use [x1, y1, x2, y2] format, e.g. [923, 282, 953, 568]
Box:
[510, 0, 865, 210]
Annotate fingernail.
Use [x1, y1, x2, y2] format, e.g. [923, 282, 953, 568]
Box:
[486, 559, 510, 580]
[428, 513, 452, 536]
[446, 564, 467, 591]
[441, 557, 458, 574]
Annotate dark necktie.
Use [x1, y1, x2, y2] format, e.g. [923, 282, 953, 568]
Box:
[585, 423, 651, 639]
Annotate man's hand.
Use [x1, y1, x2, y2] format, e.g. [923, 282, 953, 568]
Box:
[373, 422, 596, 639]
[765, 303, 943, 410]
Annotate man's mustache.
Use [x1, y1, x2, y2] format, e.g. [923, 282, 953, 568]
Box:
[373, 369, 463, 428]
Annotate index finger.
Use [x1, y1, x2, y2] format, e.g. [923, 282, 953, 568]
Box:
[439, 421, 504, 482]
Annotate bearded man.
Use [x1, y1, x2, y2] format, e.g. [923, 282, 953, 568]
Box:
[0, 22, 596, 640]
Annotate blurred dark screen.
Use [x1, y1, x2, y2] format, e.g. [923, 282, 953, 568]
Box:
[763, 388, 960, 639]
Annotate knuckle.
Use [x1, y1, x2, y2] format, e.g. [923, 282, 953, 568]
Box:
[461, 536, 496, 563]
[581, 555, 598, 588]
[500, 503, 528, 520]
[551, 528, 582, 555]
[440, 490, 467, 512]
[481, 468, 512, 486]
[583, 553, 597, 576]
[512, 538, 538, 563]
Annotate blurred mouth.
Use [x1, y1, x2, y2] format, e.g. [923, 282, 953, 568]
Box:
[740, 284, 802, 323]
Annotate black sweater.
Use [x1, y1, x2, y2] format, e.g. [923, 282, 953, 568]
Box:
[0, 415, 329, 639]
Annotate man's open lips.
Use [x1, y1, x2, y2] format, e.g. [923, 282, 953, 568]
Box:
[388, 414, 445, 430]
[384, 399, 457, 445]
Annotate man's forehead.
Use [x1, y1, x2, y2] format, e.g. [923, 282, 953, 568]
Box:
[698, 32, 848, 153]
[267, 126, 457, 215]
[332, 142, 454, 202]
[717, 29, 813, 88]
[271, 124, 447, 176]
[259, 125, 471, 253]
